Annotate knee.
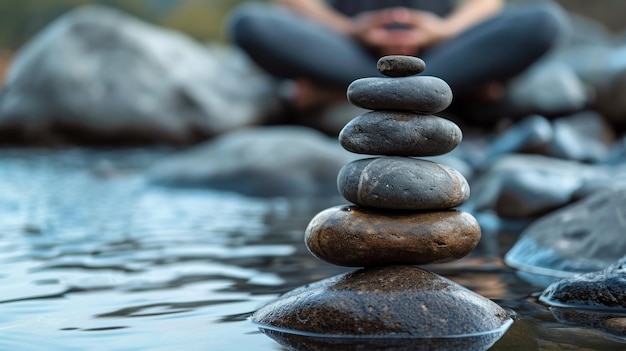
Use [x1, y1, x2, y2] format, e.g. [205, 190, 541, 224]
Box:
[514, 2, 570, 53]
[226, 3, 274, 49]
[532, 3, 570, 49]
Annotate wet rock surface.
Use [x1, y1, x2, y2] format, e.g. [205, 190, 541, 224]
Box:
[305, 205, 481, 266]
[540, 255, 626, 309]
[252, 265, 512, 337]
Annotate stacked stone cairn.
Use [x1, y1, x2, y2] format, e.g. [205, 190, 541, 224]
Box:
[252, 56, 512, 349]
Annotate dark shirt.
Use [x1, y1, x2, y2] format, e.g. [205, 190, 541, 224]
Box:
[328, 0, 454, 17]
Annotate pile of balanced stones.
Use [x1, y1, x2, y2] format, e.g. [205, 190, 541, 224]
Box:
[252, 56, 512, 350]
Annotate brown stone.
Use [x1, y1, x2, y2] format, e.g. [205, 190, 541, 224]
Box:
[305, 205, 481, 267]
[251, 265, 512, 338]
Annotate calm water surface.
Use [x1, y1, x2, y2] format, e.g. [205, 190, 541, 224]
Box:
[1, 148, 625, 351]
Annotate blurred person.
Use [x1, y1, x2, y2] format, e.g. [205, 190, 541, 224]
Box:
[228, 0, 566, 124]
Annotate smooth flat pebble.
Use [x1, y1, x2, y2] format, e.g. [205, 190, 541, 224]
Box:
[339, 111, 462, 156]
[377, 55, 426, 77]
[337, 157, 470, 210]
[304, 205, 481, 267]
[347, 76, 452, 113]
[251, 265, 512, 338]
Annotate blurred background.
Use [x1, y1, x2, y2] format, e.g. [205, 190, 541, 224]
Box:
[0, 0, 249, 85]
[1, 0, 625, 48]
[0, 0, 625, 82]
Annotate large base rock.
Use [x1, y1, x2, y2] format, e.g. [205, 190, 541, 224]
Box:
[252, 265, 512, 339]
[0, 5, 276, 145]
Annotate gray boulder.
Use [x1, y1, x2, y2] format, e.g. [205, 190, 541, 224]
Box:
[0, 5, 277, 144]
[472, 154, 624, 218]
[546, 111, 615, 162]
[148, 126, 356, 197]
[504, 61, 589, 117]
[481, 111, 615, 167]
[482, 112, 614, 167]
[505, 189, 626, 286]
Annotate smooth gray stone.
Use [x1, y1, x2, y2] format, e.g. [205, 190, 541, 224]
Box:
[547, 111, 614, 163]
[482, 115, 553, 167]
[337, 157, 469, 210]
[506, 61, 588, 116]
[347, 76, 453, 113]
[339, 111, 462, 156]
[0, 5, 277, 145]
[377, 55, 425, 77]
[472, 154, 616, 218]
[504, 189, 626, 287]
[483, 111, 615, 166]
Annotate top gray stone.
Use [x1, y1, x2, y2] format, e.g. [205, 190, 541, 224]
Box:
[347, 76, 453, 113]
[377, 55, 426, 77]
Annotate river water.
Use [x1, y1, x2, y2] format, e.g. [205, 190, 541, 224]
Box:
[1, 148, 625, 351]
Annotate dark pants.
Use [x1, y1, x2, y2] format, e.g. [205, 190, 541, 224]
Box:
[228, 2, 566, 99]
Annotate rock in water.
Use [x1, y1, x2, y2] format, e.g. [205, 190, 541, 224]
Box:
[505, 188, 626, 285]
[252, 266, 512, 338]
[540, 255, 626, 309]
[538, 255, 626, 340]
[305, 205, 481, 266]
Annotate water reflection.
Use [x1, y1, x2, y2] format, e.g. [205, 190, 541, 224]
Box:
[258, 322, 512, 351]
[1, 148, 626, 350]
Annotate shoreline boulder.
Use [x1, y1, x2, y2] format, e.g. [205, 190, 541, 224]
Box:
[0, 5, 277, 145]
